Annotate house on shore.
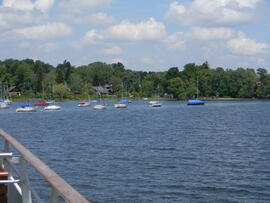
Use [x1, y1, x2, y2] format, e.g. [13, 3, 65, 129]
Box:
[8, 86, 21, 96]
[92, 85, 113, 94]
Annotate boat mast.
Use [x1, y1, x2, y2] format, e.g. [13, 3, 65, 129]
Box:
[196, 76, 199, 99]
[157, 85, 160, 102]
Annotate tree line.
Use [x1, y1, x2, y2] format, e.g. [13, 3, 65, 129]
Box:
[0, 58, 269, 100]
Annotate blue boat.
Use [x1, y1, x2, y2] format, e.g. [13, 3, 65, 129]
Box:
[187, 99, 204, 105]
[187, 77, 205, 105]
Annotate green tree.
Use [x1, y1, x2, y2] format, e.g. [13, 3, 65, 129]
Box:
[167, 77, 186, 99]
[53, 83, 69, 100]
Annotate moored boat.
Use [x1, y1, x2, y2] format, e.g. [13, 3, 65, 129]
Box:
[151, 102, 162, 107]
[16, 104, 36, 112]
[78, 100, 90, 107]
[148, 101, 157, 105]
[150, 85, 162, 107]
[44, 105, 61, 111]
[93, 104, 106, 110]
[187, 77, 205, 105]
[0, 102, 9, 109]
[187, 99, 204, 105]
[34, 101, 49, 106]
[114, 103, 127, 108]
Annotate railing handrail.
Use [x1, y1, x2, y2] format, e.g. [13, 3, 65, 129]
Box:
[0, 129, 90, 203]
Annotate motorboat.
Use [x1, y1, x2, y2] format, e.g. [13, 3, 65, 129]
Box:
[34, 101, 49, 106]
[93, 104, 106, 110]
[78, 100, 90, 107]
[16, 104, 36, 112]
[44, 105, 61, 111]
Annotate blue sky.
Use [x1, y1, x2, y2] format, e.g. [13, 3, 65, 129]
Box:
[0, 0, 270, 71]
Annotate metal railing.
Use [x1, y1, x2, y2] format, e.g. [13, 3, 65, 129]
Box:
[0, 129, 90, 203]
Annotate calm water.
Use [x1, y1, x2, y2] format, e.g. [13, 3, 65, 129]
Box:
[0, 100, 270, 202]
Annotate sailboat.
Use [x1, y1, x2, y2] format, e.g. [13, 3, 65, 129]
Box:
[16, 85, 37, 112]
[44, 83, 61, 110]
[16, 104, 37, 112]
[78, 100, 90, 107]
[0, 99, 9, 109]
[114, 84, 128, 108]
[151, 85, 162, 107]
[187, 77, 204, 105]
[78, 90, 91, 107]
[0, 83, 10, 109]
[93, 92, 106, 110]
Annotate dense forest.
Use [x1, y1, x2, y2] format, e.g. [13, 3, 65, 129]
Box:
[0, 58, 269, 100]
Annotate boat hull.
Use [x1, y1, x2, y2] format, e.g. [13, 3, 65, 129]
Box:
[16, 107, 36, 112]
[187, 99, 204, 105]
[151, 103, 162, 107]
[44, 105, 61, 110]
[93, 105, 106, 110]
[78, 102, 90, 107]
[114, 103, 127, 108]
[0, 102, 9, 109]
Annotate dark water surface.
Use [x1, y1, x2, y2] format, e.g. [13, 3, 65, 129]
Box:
[1, 100, 270, 202]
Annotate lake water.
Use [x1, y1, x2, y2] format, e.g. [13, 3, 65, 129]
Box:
[0, 100, 270, 202]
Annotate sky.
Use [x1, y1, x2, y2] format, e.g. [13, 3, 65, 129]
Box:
[0, 0, 270, 71]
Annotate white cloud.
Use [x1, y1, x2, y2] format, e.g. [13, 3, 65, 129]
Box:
[0, 11, 46, 30]
[59, 0, 113, 14]
[111, 58, 126, 65]
[82, 29, 104, 44]
[227, 34, 269, 55]
[60, 12, 116, 26]
[2, 0, 34, 11]
[75, 18, 167, 47]
[2, 0, 54, 12]
[105, 18, 166, 41]
[14, 22, 72, 40]
[165, 0, 261, 27]
[35, 0, 54, 13]
[39, 42, 57, 52]
[164, 32, 186, 50]
[189, 27, 236, 40]
[100, 46, 122, 55]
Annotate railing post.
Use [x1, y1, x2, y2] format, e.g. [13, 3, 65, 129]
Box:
[20, 158, 32, 203]
[3, 140, 9, 152]
[49, 188, 59, 203]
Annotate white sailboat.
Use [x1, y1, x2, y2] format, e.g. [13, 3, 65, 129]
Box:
[16, 104, 36, 112]
[44, 83, 61, 110]
[151, 86, 162, 107]
[114, 84, 128, 108]
[93, 92, 106, 110]
[0, 101, 9, 109]
[0, 83, 10, 109]
[78, 100, 90, 107]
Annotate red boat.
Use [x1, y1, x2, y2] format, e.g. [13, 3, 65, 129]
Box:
[34, 101, 49, 106]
